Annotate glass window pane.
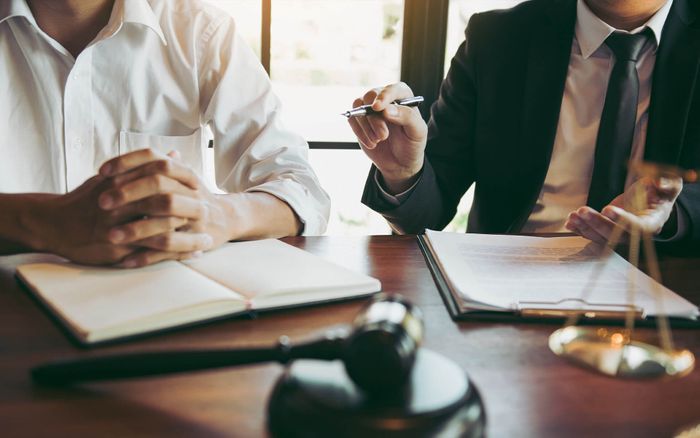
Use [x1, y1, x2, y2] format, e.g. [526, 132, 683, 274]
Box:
[197, 1, 396, 236]
[271, 0, 404, 142]
[309, 150, 391, 235]
[202, 0, 262, 58]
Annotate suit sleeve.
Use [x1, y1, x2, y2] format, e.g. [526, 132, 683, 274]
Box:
[361, 16, 481, 234]
[677, 182, 700, 242]
[654, 182, 700, 254]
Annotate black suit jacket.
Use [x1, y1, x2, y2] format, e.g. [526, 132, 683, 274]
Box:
[362, 0, 700, 244]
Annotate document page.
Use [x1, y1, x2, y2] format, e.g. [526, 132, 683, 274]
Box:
[425, 230, 698, 318]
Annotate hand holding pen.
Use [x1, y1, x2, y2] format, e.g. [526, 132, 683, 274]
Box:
[342, 96, 424, 118]
[345, 83, 429, 195]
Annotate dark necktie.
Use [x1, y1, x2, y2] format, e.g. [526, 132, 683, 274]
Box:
[587, 30, 652, 211]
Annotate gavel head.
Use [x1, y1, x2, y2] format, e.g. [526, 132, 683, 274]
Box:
[342, 294, 424, 396]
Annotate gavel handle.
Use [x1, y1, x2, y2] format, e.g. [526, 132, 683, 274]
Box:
[32, 348, 282, 385]
[32, 334, 345, 386]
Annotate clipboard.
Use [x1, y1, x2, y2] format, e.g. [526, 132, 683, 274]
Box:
[417, 235, 700, 328]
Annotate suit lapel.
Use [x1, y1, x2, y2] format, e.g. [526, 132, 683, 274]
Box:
[645, 0, 700, 165]
[509, 0, 576, 232]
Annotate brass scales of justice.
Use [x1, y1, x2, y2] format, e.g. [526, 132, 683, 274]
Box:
[549, 161, 698, 379]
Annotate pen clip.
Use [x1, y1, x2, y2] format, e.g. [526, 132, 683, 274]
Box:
[394, 96, 424, 106]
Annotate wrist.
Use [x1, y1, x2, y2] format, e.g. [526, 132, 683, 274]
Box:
[218, 192, 301, 240]
[379, 162, 424, 195]
[0, 194, 60, 252]
[25, 194, 64, 253]
[219, 193, 247, 241]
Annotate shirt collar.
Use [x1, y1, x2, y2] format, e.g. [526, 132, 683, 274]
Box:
[0, 0, 166, 46]
[0, 0, 38, 26]
[105, 0, 167, 46]
[575, 0, 674, 59]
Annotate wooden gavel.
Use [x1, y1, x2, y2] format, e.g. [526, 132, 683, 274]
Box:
[31, 294, 424, 396]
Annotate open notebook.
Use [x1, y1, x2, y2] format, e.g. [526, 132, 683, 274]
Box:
[17, 239, 381, 345]
[419, 230, 699, 324]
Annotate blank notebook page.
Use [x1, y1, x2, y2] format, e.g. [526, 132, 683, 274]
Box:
[18, 261, 239, 334]
[184, 239, 380, 299]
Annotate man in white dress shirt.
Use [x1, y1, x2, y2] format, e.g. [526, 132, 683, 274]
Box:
[354, 0, 700, 247]
[0, 0, 330, 267]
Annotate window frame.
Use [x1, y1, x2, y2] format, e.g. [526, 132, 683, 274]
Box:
[257, 0, 451, 150]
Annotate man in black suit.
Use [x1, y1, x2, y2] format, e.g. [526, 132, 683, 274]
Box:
[350, 0, 700, 245]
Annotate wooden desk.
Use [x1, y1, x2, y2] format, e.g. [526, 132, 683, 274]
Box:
[1, 236, 699, 437]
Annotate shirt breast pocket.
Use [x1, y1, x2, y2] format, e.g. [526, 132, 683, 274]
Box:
[118, 130, 205, 179]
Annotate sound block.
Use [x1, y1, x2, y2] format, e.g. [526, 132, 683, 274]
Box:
[267, 349, 486, 437]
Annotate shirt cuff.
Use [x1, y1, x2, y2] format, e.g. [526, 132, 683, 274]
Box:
[244, 179, 330, 236]
[374, 171, 422, 206]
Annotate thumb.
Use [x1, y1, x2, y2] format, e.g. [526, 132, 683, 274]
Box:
[654, 176, 683, 198]
[382, 104, 428, 142]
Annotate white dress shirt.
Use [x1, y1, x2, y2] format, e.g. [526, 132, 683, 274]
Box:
[0, 0, 329, 235]
[522, 0, 673, 232]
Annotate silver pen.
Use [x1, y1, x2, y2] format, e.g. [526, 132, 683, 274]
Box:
[341, 96, 424, 118]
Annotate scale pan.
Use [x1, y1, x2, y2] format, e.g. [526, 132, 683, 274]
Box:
[549, 326, 695, 379]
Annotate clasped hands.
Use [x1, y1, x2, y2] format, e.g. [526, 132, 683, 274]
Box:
[42, 149, 231, 268]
